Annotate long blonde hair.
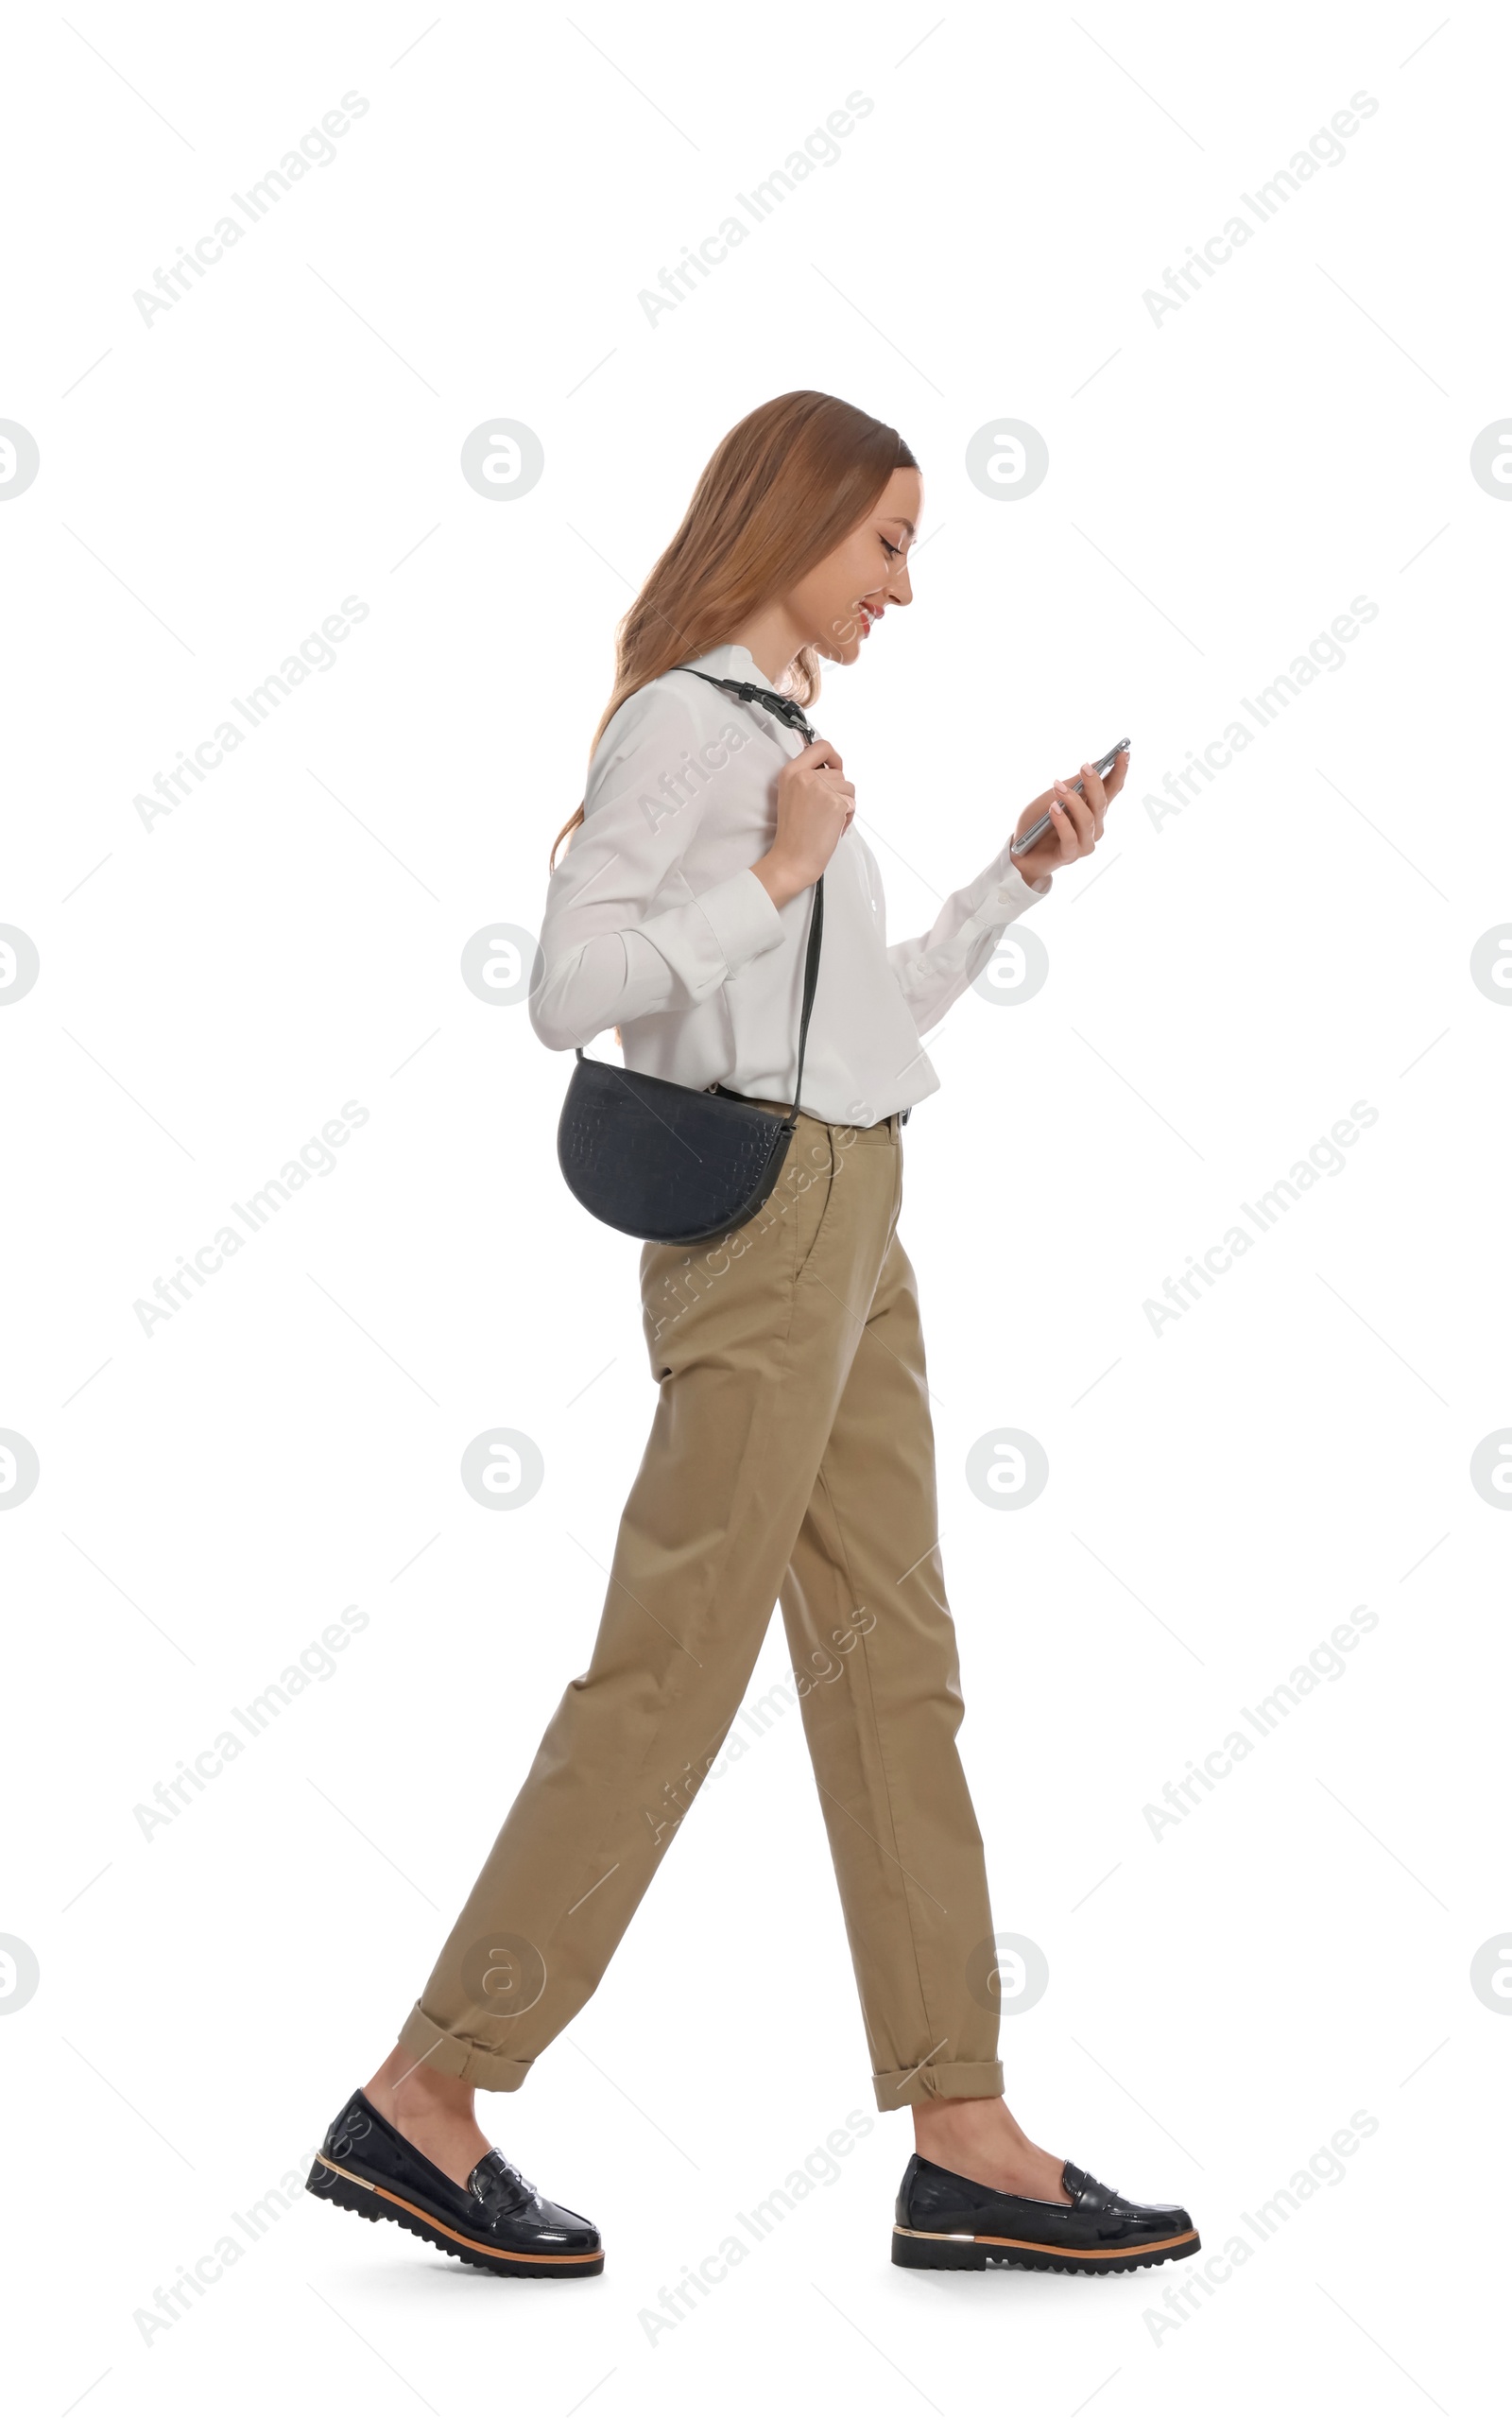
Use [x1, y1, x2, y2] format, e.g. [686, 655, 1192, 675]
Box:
[549, 389, 916, 868]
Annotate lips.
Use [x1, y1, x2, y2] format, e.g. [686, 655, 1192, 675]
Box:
[857, 602, 884, 639]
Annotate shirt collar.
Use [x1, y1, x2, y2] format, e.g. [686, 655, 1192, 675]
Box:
[683, 641, 788, 691]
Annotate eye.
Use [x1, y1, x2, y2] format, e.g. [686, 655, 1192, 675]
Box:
[881, 536, 902, 559]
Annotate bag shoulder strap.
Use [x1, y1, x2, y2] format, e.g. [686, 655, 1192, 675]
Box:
[677, 665, 816, 746]
[676, 665, 824, 1124]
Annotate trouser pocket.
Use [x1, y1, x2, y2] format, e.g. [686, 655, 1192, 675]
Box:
[788, 1126, 840, 1287]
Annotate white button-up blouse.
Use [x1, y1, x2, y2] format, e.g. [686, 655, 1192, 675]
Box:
[529, 642, 1053, 1125]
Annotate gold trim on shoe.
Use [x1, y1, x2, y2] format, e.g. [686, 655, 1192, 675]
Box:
[895, 2220, 1199, 2259]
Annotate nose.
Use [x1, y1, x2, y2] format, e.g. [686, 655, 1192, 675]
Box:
[868, 563, 912, 613]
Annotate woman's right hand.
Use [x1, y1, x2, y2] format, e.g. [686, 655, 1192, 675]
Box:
[752, 739, 855, 909]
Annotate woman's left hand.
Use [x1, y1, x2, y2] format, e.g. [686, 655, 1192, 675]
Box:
[1009, 748, 1128, 885]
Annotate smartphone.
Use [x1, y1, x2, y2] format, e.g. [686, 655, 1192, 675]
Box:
[1007, 736, 1130, 858]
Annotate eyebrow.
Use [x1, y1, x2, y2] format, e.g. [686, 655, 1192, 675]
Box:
[889, 517, 917, 536]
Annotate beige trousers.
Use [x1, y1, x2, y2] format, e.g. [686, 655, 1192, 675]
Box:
[398, 1103, 1005, 2112]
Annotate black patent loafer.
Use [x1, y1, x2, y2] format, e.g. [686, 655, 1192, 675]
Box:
[307, 2089, 603, 2277]
[892, 2152, 1198, 2275]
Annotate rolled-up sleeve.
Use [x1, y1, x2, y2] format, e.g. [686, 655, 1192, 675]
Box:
[530, 688, 785, 1053]
[885, 840, 1052, 1037]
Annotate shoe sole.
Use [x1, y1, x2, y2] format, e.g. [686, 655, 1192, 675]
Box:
[307, 2152, 605, 2278]
[891, 2222, 1200, 2274]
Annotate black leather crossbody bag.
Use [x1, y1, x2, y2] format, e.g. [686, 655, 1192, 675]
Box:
[557, 668, 823, 1247]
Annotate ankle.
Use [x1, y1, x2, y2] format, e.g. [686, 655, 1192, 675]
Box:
[911, 2095, 1013, 2156]
[910, 2096, 1064, 2197]
[364, 2047, 477, 2131]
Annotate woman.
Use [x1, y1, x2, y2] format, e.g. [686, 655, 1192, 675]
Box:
[309, 391, 1198, 2281]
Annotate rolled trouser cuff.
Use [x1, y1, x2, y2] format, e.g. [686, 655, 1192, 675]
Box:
[872, 2058, 1005, 2112]
[395, 2003, 534, 2093]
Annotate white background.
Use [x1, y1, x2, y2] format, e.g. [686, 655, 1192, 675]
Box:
[4, 1, 1507, 2427]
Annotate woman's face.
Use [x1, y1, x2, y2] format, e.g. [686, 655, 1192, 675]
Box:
[784, 466, 921, 665]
